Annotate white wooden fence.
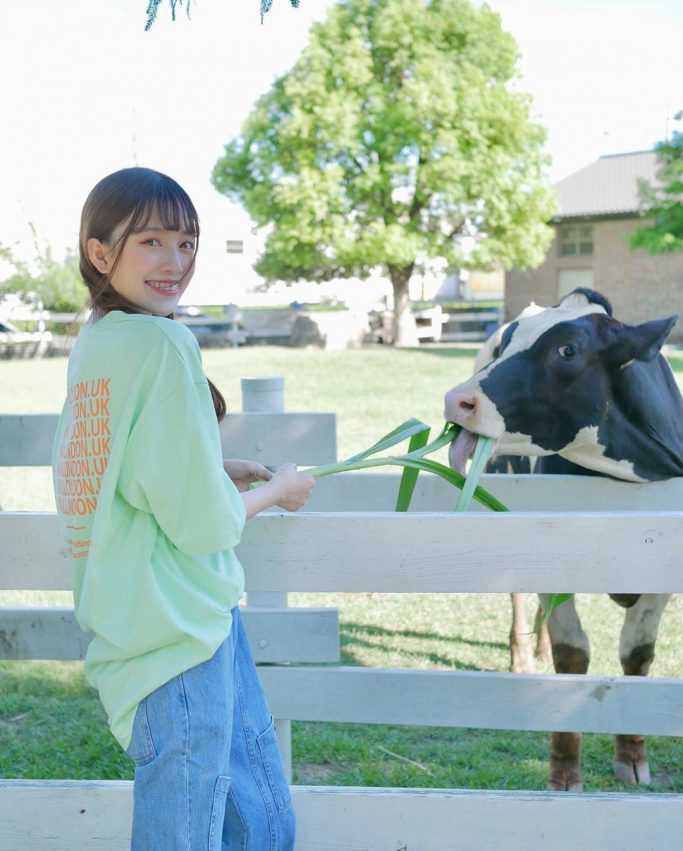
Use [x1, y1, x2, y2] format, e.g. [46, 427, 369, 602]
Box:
[2, 383, 683, 849]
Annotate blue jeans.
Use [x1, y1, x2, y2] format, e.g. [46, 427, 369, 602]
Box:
[125, 607, 295, 850]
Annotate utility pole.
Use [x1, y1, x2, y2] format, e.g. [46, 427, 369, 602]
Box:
[131, 106, 138, 166]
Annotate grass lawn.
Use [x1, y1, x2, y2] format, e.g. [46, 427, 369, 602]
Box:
[1, 344, 682, 792]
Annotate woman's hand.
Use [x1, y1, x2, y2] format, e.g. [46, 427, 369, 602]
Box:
[223, 459, 273, 492]
[269, 463, 315, 511]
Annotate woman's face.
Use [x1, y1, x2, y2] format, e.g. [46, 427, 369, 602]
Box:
[93, 210, 197, 315]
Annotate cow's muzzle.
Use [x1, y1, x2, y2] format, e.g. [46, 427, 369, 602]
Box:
[444, 378, 506, 440]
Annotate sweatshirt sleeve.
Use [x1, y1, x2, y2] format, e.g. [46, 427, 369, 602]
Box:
[117, 349, 246, 556]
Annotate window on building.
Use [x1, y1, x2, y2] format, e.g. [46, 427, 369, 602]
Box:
[226, 240, 244, 254]
[558, 224, 593, 257]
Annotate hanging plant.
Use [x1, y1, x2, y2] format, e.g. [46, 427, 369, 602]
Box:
[144, 0, 301, 30]
[261, 0, 301, 22]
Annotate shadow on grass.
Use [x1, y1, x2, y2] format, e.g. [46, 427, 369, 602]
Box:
[342, 621, 507, 651]
[339, 622, 507, 671]
[340, 636, 482, 671]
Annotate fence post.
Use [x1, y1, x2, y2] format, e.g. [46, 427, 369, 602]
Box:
[240, 376, 292, 781]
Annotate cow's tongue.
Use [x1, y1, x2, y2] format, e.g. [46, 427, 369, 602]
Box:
[448, 428, 479, 475]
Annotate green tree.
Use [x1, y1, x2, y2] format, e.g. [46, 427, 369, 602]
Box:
[0, 230, 88, 313]
[212, 0, 555, 344]
[631, 131, 683, 255]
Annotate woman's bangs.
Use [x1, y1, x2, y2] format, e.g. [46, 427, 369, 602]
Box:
[131, 184, 199, 239]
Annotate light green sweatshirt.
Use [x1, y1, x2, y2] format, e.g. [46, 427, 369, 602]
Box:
[51, 310, 246, 750]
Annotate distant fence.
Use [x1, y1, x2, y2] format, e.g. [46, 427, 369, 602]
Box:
[2, 303, 502, 353]
[409, 304, 503, 342]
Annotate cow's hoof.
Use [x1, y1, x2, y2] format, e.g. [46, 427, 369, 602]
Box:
[547, 779, 583, 792]
[548, 764, 583, 792]
[511, 656, 535, 674]
[613, 759, 651, 785]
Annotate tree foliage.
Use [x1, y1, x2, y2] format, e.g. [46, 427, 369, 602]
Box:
[212, 0, 555, 343]
[631, 132, 683, 255]
[0, 231, 88, 313]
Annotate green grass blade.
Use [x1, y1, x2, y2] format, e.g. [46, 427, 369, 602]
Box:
[307, 453, 508, 512]
[397, 456, 508, 512]
[405, 422, 461, 459]
[455, 437, 496, 512]
[395, 426, 431, 512]
[343, 418, 431, 464]
[305, 419, 509, 514]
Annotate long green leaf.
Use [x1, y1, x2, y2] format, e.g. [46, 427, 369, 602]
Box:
[308, 454, 508, 512]
[343, 418, 431, 464]
[455, 436, 496, 512]
[405, 422, 461, 459]
[395, 426, 431, 512]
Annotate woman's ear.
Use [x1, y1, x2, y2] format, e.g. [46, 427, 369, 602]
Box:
[86, 238, 113, 275]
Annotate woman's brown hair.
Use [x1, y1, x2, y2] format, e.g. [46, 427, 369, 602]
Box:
[77, 167, 226, 421]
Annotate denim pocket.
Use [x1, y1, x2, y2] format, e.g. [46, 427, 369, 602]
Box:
[256, 717, 293, 813]
[125, 698, 157, 767]
[208, 775, 231, 851]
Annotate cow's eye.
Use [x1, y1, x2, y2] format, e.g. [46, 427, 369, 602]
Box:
[558, 344, 577, 359]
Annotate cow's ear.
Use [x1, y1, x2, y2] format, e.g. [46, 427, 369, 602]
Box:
[605, 316, 678, 365]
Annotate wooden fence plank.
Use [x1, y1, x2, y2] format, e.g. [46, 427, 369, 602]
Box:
[0, 607, 339, 664]
[260, 667, 683, 736]
[1, 781, 682, 851]
[293, 785, 683, 851]
[3, 510, 683, 593]
[0, 413, 336, 467]
[306, 471, 683, 512]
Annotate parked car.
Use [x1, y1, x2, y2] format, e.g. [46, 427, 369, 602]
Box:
[175, 305, 248, 347]
[0, 318, 53, 358]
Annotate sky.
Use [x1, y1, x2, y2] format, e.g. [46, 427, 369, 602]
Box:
[1, 0, 682, 302]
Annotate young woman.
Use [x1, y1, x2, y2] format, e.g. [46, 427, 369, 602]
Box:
[51, 166, 314, 850]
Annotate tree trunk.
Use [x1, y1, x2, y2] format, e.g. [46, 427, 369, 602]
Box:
[388, 264, 418, 347]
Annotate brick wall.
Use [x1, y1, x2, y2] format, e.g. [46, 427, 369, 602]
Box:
[505, 218, 683, 342]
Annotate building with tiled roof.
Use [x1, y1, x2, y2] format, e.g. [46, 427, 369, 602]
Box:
[506, 150, 683, 341]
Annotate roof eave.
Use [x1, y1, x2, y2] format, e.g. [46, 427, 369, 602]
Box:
[551, 210, 644, 224]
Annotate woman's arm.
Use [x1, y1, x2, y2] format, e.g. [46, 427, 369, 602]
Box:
[240, 463, 315, 519]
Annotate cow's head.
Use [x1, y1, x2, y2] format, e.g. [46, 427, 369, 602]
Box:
[444, 288, 683, 482]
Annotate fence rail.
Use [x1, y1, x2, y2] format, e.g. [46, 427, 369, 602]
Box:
[2, 388, 682, 849]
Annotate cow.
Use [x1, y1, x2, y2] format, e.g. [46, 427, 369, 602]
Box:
[471, 305, 552, 676]
[444, 288, 683, 791]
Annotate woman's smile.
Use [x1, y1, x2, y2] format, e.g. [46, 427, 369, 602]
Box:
[145, 279, 181, 296]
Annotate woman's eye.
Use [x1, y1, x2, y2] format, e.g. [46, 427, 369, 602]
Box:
[142, 237, 194, 250]
[558, 344, 577, 359]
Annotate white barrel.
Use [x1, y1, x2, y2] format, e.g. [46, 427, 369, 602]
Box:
[240, 376, 285, 413]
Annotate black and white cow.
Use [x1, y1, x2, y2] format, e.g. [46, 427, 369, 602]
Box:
[444, 288, 683, 791]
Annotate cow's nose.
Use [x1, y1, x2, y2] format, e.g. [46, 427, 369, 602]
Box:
[444, 388, 479, 423]
[456, 395, 477, 414]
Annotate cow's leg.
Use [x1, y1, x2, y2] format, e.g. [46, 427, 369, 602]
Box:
[510, 593, 536, 673]
[539, 593, 589, 792]
[533, 601, 553, 665]
[614, 593, 671, 785]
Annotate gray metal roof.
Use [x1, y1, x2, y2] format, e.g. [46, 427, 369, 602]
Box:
[553, 150, 658, 220]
